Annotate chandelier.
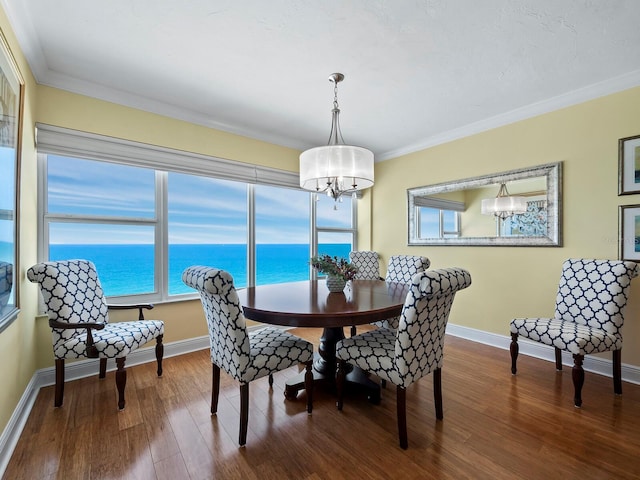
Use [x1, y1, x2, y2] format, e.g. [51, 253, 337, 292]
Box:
[299, 73, 374, 201]
[481, 183, 528, 219]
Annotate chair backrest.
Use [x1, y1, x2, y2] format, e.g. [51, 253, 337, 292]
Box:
[554, 258, 639, 336]
[0, 261, 13, 308]
[182, 266, 251, 381]
[395, 268, 471, 387]
[27, 259, 109, 327]
[349, 251, 381, 280]
[385, 255, 430, 283]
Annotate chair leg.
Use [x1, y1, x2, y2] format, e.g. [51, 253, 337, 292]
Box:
[555, 348, 563, 371]
[239, 383, 249, 446]
[155, 334, 164, 377]
[268, 374, 274, 388]
[572, 354, 585, 408]
[99, 358, 107, 379]
[433, 367, 443, 420]
[381, 379, 387, 389]
[115, 357, 127, 410]
[336, 360, 346, 411]
[211, 364, 220, 414]
[304, 362, 313, 414]
[350, 325, 356, 337]
[54, 359, 65, 408]
[510, 333, 519, 374]
[613, 349, 622, 395]
[397, 385, 408, 449]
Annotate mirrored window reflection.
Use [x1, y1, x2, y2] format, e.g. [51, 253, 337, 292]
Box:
[255, 185, 310, 286]
[0, 146, 15, 320]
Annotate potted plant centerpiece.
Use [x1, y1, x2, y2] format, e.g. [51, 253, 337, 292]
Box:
[310, 254, 358, 293]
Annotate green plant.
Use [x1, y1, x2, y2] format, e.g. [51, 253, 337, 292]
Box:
[310, 254, 358, 281]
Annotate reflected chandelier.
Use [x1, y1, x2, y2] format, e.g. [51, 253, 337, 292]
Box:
[481, 182, 528, 220]
[299, 73, 374, 201]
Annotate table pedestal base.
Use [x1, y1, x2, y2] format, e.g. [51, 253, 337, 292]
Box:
[284, 326, 381, 403]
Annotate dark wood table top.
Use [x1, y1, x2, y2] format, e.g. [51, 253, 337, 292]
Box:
[237, 279, 409, 328]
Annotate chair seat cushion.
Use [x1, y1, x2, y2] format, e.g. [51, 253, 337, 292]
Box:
[242, 327, 314, 383]
[510, 317, 622, 356]
[336, 327, 401, 385]
[53, 320, 164, 359]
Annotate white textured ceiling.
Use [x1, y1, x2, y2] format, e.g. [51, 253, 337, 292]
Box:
[4, 0, 640, 161]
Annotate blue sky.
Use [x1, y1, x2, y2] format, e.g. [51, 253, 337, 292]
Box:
[48, 155, 351, 244]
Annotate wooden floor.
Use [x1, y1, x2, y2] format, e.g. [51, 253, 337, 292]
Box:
[4, 329, 640, 480]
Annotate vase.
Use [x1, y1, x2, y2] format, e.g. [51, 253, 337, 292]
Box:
[326, 275, 347, 293]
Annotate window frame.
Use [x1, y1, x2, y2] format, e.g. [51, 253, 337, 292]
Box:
[36, 124, 358, 302]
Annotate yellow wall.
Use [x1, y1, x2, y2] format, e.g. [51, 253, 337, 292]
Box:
[374, 86, 640, 367]
[0, 14, 38, 438]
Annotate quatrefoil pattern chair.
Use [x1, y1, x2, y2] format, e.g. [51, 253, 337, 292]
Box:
[375, 255, 431, 330]
[349, 251, 382, 281]
[510, 258, 638, 407]
[336, 268, 472, 449]
[182, 266, 314, 446]
[349, 251, 382, 336]
[27, 260, 164, 410]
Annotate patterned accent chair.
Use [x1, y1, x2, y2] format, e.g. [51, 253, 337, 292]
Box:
[27, 259, 164, 410]
[348, 251, 382, 336]
[336, 267, 472, 449]
[510, 258, 639, 407]
[376, 255, 431, 330]
[349, 251, 382, 281]
[182, 266, 314, 446]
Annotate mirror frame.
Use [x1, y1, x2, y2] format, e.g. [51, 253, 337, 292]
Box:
[407, 162, 562, 246]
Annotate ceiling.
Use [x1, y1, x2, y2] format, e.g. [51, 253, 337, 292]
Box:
[4, 1, 640, 161]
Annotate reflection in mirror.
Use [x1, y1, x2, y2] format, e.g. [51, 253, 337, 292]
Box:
[407, 162, 562, 246]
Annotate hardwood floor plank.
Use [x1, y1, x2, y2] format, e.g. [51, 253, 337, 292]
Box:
[4, 331, 640, 480]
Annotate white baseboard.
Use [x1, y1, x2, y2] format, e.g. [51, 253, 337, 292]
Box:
[2, 324, 639, 477]
[445, 323, 640, 385]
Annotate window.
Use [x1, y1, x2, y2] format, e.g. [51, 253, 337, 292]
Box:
[414, 197, 463, 239]
[418, 207, 461, 238]
[36, 124, 357, 300]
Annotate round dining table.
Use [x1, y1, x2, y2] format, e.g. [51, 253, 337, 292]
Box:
[236, 279, 409, 401]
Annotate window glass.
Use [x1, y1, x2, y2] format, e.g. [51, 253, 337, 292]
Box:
[48, 155, 155, 218]
[168, 173, 247, 293]
[255, 185, 310, 285]
[317, 231, 353, 261]
[316, 194, 352, 227]
[48, 223, 155, 296]
[419, 207, 440, 238]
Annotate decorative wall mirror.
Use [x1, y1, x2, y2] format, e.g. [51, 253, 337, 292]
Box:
[0, 32, 24, 332]
[407, 162, 562, 246]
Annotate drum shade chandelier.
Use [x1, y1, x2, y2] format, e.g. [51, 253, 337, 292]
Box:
[299, 73, 374, 201]
[481, 182, 528, 219]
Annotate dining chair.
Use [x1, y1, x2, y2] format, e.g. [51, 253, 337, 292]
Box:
[376, 255, 430, 330]
[182, 265, 314, 446]
[27, 259, 164, 410]
[510, 258, 638, 407]
[348, 250, 382, 336]
[336, 267, 472, 449]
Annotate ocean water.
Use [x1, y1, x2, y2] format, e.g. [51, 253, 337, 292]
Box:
[49, 243, 351, 297]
